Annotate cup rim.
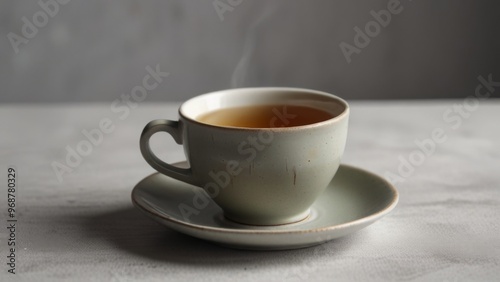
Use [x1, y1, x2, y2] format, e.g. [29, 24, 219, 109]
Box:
[178, 87, 349, 131]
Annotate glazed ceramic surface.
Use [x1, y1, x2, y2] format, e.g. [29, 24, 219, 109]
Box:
[132, 163, 398, 250]
[140, 88, 349, 225]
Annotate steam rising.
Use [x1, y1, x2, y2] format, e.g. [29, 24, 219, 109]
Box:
[231, 5, 278, 88]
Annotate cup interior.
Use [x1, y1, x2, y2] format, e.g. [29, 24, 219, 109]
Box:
[180, 88, 348, 128]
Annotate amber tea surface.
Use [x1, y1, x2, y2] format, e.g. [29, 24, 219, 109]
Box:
[197, 104, 335, 128]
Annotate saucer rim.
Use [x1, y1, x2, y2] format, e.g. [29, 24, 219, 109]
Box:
[132, 163, 399, 235]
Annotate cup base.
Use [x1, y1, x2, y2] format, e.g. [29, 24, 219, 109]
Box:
[223, 209, 311, 226]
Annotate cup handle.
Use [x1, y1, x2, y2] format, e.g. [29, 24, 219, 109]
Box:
[140, 119, 196, 185]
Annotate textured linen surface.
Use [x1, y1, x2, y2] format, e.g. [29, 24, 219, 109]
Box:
[0, 101, 498, 281]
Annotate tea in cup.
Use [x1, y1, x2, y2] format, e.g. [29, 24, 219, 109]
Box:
[140, 87, 349, 225]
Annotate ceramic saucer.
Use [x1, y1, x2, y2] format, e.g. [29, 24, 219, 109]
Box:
[132, 162, 398, 250]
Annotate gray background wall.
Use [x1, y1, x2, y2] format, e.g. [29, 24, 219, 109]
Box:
[1, 0, 499, 103]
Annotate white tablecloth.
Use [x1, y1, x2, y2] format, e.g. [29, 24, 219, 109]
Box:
[1, 100, 499, 281]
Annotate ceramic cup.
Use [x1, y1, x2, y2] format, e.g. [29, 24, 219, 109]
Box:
[140, 87, 349, 225]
